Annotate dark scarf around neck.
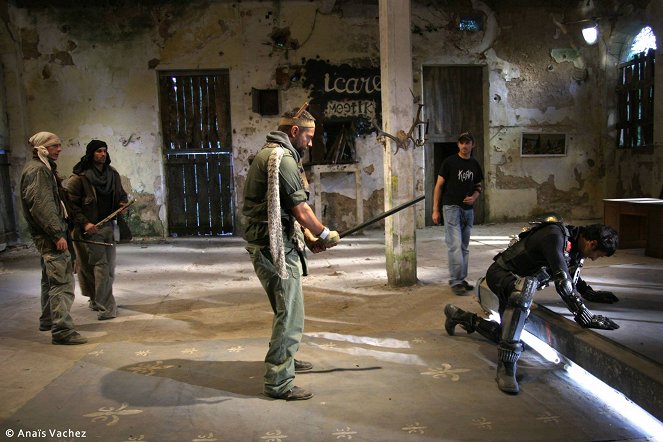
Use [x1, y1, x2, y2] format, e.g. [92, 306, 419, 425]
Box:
[85, 165, 114, 196]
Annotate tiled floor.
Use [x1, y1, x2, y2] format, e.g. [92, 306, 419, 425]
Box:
[0, 222, 661, 441]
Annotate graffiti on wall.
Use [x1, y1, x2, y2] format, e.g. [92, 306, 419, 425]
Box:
[302, 59, 381, 134]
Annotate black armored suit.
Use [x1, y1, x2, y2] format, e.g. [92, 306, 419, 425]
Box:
[443, 222, 619, 394]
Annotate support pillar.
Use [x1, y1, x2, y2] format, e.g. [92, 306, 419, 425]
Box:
[379, 0, 417, 286]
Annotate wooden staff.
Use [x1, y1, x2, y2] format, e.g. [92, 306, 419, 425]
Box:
[92, 199, 136, 229]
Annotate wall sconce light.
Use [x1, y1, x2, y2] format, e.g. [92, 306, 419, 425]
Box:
[582, 23, 598, 45]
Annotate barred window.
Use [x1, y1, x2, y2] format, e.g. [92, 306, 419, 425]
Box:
[616, 27, 657, 148]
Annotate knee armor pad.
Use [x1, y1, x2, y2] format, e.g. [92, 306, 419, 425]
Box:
[506, 276, 538, 311]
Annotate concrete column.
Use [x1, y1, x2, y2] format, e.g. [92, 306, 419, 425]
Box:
[379, 0, 417, 286]
[1, 9, 30, 240]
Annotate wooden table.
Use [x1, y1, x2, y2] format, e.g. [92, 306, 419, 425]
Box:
[603, 198, 663, 258]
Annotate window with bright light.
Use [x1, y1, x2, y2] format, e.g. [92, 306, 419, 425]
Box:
[627, 26, 657, 61]
[458, 15, 483, 32]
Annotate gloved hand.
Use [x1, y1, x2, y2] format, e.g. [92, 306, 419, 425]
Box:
[303, 228, 326, 253]
[580, 286, 619, 304]
[575, 314, 620, 330]
[572, 302, 594, 327]
[565, 293, 620, 330]
[321, 230, 340, 249]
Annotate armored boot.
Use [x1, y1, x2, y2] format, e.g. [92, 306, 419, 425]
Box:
[494, 275, 537, 394]
[496, 341, 523, 394]
[444, 304, 477, 336]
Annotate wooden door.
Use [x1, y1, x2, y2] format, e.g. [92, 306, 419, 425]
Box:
[159, 70, 235, 236]
[422, 66, 485, 226]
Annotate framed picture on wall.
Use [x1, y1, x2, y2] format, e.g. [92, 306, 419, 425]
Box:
[520, 133, 567, 156]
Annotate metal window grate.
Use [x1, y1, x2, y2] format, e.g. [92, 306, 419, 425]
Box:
[158, 71, 235, 236]
[616, 49, 655, 148]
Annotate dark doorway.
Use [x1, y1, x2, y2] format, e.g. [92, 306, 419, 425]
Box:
[423, 66, 485, 226]
[433, 142, 460, 179]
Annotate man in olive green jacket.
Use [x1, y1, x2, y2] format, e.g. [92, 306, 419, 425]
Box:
[20, 131, 87, 345]
[243, 108, 340, 401]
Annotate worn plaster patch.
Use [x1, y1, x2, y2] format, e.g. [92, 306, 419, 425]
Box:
[550, 48, 583, 69]
[20, 28, 40, 59]
[495, 166, 538, 189]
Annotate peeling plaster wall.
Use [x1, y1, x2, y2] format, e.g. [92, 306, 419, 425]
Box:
[9, 3, 168, 236]
[412, 0, 621, 221]
[2, 0, 661, 241]
[6, 0, 383, 237]
[149, 1, 384, 234]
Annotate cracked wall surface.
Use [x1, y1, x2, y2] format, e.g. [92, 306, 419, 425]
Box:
[1, 0, 661, 240]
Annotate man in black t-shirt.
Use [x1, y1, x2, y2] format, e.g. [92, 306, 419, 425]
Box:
[432, 132, 484, 296]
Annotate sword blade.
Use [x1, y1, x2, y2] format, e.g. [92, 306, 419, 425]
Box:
[339, 195, 425, 238]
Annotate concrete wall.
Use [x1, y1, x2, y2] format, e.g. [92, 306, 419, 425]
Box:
[1, 0, 660, 239]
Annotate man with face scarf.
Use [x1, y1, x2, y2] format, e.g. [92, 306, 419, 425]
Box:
[243, 107, 340, 401]
[64, 139, 128, 320]
[20, 131, 87, 344]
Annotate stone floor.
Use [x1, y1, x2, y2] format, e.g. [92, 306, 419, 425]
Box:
[0, 221, 661, 441]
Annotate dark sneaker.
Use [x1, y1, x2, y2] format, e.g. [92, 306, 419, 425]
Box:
[52, 331, 88, 345]
[265, 386, 313, 401]
[39, 323, 52, 331]
[88, 300, 100, 311]
[98, 315, 116, 321]
[294, 359, 313, 372]
[451, 284, 467, 296]
[462, 281, 474, 291]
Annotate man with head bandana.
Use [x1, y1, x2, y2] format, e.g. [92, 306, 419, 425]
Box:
[243, 107, 340, 401]
[20, 131, 87, 344]
[64, 140, 128, 320]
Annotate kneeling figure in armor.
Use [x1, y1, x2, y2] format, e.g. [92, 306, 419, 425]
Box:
[444, 222, 620, 394]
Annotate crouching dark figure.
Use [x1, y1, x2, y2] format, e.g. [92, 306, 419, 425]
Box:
[444, 222, 620, 394]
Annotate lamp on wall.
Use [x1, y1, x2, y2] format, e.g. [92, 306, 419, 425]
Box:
[582, 23, 599, 45]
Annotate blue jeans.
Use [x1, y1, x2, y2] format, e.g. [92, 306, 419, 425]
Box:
[443, 205, 474, 286]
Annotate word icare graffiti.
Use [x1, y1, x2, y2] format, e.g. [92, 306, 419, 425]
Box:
[323, 73, 381, 95]
[302, 59, 381, 134]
